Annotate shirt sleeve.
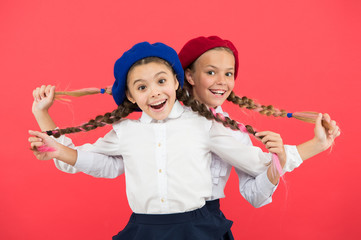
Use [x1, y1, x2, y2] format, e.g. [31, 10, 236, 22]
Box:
[51, 127, 125, 178]
[230, 129, 277, 207]
[236, 145, 303, 207]
[74, 150, 124, 178]
[283, 145, 303, 173]
[209, 122, 271, 177]
[236, 168, 277, 208]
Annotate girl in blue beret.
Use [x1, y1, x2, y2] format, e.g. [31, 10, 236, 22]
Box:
[178, 36, 341, 239]
[29, 42, 308, 240]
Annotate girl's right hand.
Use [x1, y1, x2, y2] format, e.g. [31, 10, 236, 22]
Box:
[29, 130, 60, 160]
[314, 113, 340, 151]
[32, 85, 56, 114]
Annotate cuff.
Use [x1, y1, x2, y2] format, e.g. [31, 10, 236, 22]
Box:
[282, 145, 303, 174]
[256, 170, 277, 197]
[74, 150, 94, 172]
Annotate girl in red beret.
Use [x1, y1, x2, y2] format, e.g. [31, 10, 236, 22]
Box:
[178, 36, 340, 240]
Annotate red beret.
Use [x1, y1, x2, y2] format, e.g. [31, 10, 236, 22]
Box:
[178, 36, 239, 78]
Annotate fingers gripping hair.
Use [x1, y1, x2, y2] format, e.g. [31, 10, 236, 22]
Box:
[176, 88, 257, 136]
[46, 100, 137, 138]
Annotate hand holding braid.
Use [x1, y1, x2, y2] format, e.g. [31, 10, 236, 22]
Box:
[32, 85, 56, 114]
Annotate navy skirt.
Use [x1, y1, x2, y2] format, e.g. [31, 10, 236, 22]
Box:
[205, 200, 235, 240]
[112, 205, 232, 240]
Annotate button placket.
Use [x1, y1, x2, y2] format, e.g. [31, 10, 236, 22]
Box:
[154, 123, 168, 212]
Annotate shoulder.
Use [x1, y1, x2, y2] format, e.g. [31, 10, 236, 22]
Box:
[216, 109, 253, 144]
[112, 118, 136, 131]
[180, 106, 213, 131]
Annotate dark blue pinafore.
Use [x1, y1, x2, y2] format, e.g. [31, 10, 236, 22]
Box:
[205, 199, 235, 240]
[112, 205, 232, 240]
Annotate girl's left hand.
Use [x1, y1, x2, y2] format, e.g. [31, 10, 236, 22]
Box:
[314, 113, 341, 151]
[28, 130, 60, 160]
[255, 131, 286, 167]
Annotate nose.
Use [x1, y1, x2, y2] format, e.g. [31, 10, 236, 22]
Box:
[216, 74, 226, 85]
[150, 86, 161, 98]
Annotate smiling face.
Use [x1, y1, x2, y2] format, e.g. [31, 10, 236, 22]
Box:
[185, 48, 235, 108]
[126, 61, 179, 120]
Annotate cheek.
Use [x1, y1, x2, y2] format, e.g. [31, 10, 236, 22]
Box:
[166, 86, 177, 99]
[198, 75, 213, 88]
[228, 80, 235, 91]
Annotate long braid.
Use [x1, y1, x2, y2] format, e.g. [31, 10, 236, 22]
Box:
[227, 91, 288, 117]
[176, 88, 257, 136]
[227, 91, 332, 129]
[46, 100, 137, 138]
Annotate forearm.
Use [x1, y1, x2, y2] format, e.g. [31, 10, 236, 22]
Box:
[55, 144, 78, 166]
[267, 144, 305, 184]
[237, 169, 277, 208]
[266, 156, 285, 185]
[33, 110, 57, 131]
[296, 138, 328, 161]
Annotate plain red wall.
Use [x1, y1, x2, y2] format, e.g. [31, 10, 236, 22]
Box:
[1, 0, 360, 239]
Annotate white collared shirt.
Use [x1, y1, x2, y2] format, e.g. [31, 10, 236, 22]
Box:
[53, 101, 302, 214]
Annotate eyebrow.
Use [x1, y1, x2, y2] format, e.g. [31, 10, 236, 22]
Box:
[205, 65, 234, 71]
[132, 71, 169, 86]
[154, 71, 168, 78]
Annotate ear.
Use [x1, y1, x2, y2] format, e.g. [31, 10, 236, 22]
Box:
[174, 74, 179, 89]
[126, 90, 136, 104]
[185, 68, 195, 86]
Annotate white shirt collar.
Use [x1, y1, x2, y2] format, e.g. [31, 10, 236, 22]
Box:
[215, 106, 224, 113]
[139, 100, 185, 123]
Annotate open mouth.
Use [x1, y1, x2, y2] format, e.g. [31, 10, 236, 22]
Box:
[150, 99, 167, 110]
[209, 89, 226, 96]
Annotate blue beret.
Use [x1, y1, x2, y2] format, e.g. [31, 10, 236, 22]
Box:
[112, 42, 184, 106]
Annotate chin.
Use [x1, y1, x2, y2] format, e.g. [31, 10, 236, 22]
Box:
[210, 100, 225, 108]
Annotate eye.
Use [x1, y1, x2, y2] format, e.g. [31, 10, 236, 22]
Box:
[137, 85, 146, 91]
[159, 79, 166, 84]
[225, 72, 233, 77]
[207, 71, 215, 75]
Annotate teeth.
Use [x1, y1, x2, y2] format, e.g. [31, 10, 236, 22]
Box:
[210, 90, 226, 95]
[151, 100, 166, 106]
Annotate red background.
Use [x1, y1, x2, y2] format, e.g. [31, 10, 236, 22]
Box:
[1, 0, 360, 239]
